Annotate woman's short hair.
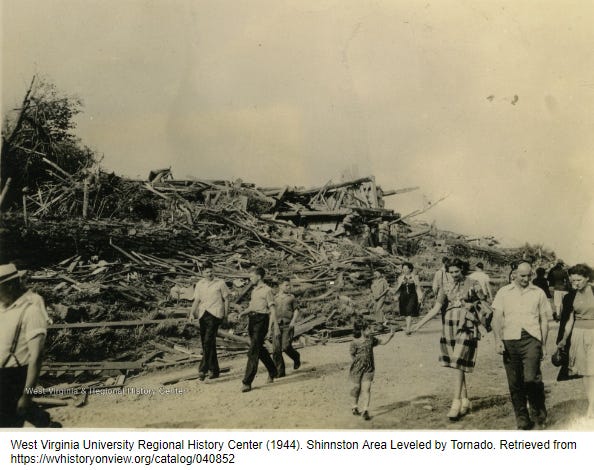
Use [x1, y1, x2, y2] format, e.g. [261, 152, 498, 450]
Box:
[402, 262, 414, 271]
[449, 258, 469, 275]
[568, 263, 593, 281]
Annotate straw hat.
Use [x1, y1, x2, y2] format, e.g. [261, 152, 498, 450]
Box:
[0, 263, 26, 285]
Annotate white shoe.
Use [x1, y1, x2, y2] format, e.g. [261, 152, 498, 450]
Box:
[460, 398, 471, 416]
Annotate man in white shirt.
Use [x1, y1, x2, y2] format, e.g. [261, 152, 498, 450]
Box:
[492, 261, 551, 430]
[0, 264, 48, 427]
[432, 257, 452, 295]
[468, 262, 493, 302]
[189, 262, 230, 380]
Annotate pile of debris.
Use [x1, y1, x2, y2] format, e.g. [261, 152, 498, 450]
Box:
[0, 162, 528, 411]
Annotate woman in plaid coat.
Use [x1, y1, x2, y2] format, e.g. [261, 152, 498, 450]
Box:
[412, 258, 486, 421]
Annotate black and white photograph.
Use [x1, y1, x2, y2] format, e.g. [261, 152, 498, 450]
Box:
[1, 0, 594, 432]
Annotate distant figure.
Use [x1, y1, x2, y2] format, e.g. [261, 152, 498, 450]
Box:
[0, 264, 50, 427]
[272, 280, 301, 377]
[468, 262, 493, 302]
[508, 261, 519, 284]
[548, 261, 570, 322]
[349, 318, 395, 421]
[413, 258, 487, 421]
[493, 261, 551, 430]
[532, 267, 552, 300]
[188, 261, 230, 380]
[370, 270, 390, 324]
[432, 257, 452, 295]
[556, 264, 594, 419]
[239, 267, 278, 392]
[378, 221, 391, 252]
[394, 263, 424, 335]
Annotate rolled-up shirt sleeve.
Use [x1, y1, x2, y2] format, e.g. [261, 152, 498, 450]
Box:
[23, 300, 48, 342]
[266, 289, 275, 310]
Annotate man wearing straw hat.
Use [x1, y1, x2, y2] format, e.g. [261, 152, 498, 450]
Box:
[0, 263, 49, 427]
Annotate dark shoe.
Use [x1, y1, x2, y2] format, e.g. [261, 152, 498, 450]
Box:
[198, 372, 207, 381]
[266, 376, 274, 384]
[362, 411, 371, 421]
[352, 407, 361, 416]
[518, 420, 535, 430]
[208, 373, 219, 380]
[241, 384, 251, 393]
[294, 358, 301, 370]
[277, 372, 286, 378]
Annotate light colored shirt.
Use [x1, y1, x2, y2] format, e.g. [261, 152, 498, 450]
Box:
[574, 287, 594, 327]
[192, 278, 230, 319]
[492, 283, 551, 341]
[248, 283, 275, 314]
[371, 278, 389, 301]
[432, 267, 452, 294]
[0, 290, 48, 368]
[468, 271, 492, 300]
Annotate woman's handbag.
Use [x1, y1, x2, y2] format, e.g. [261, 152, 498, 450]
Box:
[551, 347, 568, 367]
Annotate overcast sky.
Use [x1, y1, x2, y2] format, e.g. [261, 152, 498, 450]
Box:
[2, 0, 593, 264]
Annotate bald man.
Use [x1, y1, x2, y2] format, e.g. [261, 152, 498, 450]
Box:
[492, 261, 552, 430]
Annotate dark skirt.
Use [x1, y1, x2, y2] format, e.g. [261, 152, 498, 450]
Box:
[399, 288, 419, 317]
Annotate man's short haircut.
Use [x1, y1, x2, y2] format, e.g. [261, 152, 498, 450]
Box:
[568, 263, 593, 281]
[476, 262, 484, 269]
[253, 266, 265, 278]
[402, 262, 414, 271]
[535, 267, 547, 277]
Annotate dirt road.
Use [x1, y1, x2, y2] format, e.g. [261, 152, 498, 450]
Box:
[48, 318, 592, 430]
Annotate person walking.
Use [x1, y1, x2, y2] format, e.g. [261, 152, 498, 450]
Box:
[272, 279, 301, 377]
[349, 318, 395, 421]
[239, 267, 278, 392]
[370, 270, 390, 325]
[412, 258, 487, 420]
[0, 264, 49, 427]
[188, 261, 230, 380]
[548, 261, 570, 321]
[532, 267, 552, 300]
[556, 263, 594, 419]
[468, 262, 493, 302]
[492, 261, 552, 430]
[394, 262, 423, 335]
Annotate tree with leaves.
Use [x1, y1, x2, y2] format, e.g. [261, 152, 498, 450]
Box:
[1, 75, 97, 208]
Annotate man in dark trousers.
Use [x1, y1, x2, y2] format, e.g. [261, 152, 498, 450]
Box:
[189, 261, 230, 380]
[273, 279, 301, 377]
[548, 261, 569, 321]
[492, 261, 551, 430]
[0, 264, 49, 427]
[239, 267, 278, 392]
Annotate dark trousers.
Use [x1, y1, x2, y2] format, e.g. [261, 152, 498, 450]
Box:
[199, 312, 222, 376]
[273, 324, 300, 376]
[503, 330, 547, 427]
[243, 314, 277, 386]
[0, 366, 27, 428]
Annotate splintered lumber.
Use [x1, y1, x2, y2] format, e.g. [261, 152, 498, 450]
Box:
[293, 315, 330, 337]
[217, 329, 250, 345]
[41, 361, 143, 371]
[382, 186, 420, 197]
[47, 318, 194, 329]
[33, 397, 71, 407]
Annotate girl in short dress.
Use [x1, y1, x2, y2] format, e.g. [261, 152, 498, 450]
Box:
[412, 258, 487, 420]
[349, 318, 395, 421]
